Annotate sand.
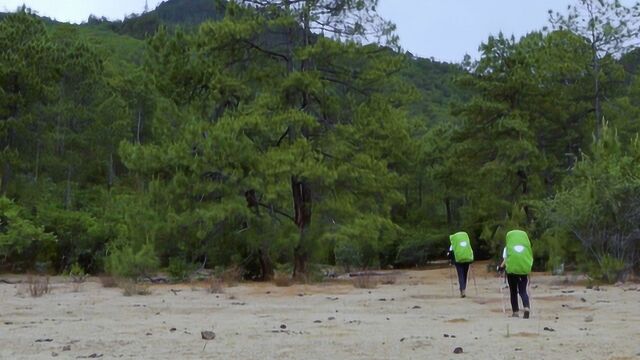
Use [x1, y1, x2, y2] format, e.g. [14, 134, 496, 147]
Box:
[1, 264, 639, 359]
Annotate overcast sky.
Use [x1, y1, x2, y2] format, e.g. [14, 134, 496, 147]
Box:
[0, 0, 602, 63]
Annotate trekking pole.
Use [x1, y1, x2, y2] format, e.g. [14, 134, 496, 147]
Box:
[527, 274, 533, 312]
[470, 264, 478, 296]
[498, 271, 506, 314]
[449, 264, 455, 297]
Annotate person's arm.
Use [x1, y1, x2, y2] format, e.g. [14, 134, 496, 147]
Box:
[447, 245, 454, 263]
[497, 247, 506, 271]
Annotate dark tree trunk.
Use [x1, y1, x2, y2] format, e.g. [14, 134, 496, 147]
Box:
[445, 197, 453, 226]
[593, 52, 601, 141]
[292, 176, 312, 279]
[1, 127, 16, 195]
[107, 152, 115, 188]
[258, 248, 274, 281]
[136, 109, 143, 144]
[1, 161, 11, 195]
[64, 166, 72, 209]
[517, 169, 532, 223]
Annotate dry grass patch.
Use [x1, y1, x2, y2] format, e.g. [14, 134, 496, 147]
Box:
[208, 277, 224, 294]
[379, 275, 397, 285]
[220, 266, 243, 287]
[26, 275, 50, 297]
[273, 272, 293, 287]
[352, 275, 378, 289]
[118, 279, 151, 296]
[99, 275, 118, 288]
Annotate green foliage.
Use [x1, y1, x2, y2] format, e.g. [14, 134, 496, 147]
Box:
[2, 2, 640, 279]
[0, 197, 57, 269]
[586, 255, 625, 284]
[542, 123, 640, 281]
[106, 243, 160, 279]
[68, 262, 86, 278]
[167, 257, 196, 282]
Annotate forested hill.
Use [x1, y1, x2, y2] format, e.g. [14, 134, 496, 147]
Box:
[109, 0, 225, 38]
[1, 0, 464, 116]
[1, 0, 639, 283]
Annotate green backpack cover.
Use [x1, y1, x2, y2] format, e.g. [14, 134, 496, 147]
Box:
[450, 231, 474, 263]
[505, 230, 533, 275]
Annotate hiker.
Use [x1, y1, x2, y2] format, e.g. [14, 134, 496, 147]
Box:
[498, 229, 533, 318]
[448, 231, 474, 298]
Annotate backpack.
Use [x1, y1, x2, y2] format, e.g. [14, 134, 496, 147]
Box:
[505, 230, 533, 275]
[450, 231, 474, 263]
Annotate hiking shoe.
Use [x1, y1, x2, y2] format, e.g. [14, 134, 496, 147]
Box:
[511, 312, 520, 318]
[523, 308, 530, 319]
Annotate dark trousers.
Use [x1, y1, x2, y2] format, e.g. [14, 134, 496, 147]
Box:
[507, 274, 530, 312]
[454, 262, 470, 291]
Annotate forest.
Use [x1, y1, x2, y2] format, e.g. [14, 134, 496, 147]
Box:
[1, 0, 639, 283]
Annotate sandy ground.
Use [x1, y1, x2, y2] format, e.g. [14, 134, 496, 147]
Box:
[1, 264, 639, 360]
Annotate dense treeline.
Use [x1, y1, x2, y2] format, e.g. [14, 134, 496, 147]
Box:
[1, 0, 639, 282]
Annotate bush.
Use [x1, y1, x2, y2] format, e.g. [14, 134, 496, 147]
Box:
[586, 255, 626, 283]
[0, 197, 57, 270]
[68, 262, 87, 282]
[106, 243, 159, 279]
[334, 241, 362, 273]
[67, 262, 87, 292]
[167, 257, 195, 282]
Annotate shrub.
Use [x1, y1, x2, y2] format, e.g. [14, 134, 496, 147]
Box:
[106, 243, 159, 279]
[167, 257, 195, 282]
[335, 241, 361, 273]
[587, 255, 626, 283]
[67, 262, 87, 292]
[0, 197, 56, 269]
[68, 262, 87, 282]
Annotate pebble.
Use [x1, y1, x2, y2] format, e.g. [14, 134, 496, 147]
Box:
[201, 331, 216, 340]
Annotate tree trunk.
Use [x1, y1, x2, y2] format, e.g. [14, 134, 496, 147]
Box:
[292, 176, 312, 279]
[593, 52, 601, 141]
[34, 139, 40, 182]
[445, 197, 453, 226]
[258, 248, 274, 281]
[64, 166, 72, 209]
[107, 152, 115, 188]
[136, 109, 143, 144]
[1, 127, 16, 195]
[0, 161, 11, 195]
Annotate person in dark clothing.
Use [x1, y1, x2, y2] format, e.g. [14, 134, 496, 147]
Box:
[498, 230, 533, 318]
[448, 231, 474, 298]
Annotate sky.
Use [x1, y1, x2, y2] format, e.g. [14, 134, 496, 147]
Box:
[0, 0, 600, 63]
